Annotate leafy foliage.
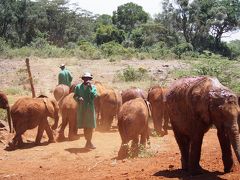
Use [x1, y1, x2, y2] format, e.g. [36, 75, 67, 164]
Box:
[0, 0, 239, 60]
[116, 66, 149, 82]
[112, 2, 149, 32]
[95, 25, 125, 45]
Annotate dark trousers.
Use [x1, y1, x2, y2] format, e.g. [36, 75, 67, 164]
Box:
[84, 128, 93, 141]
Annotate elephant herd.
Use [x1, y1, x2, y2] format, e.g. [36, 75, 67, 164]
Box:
[1, 75, 240, 175]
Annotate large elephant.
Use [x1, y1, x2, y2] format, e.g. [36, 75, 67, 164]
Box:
[53, 84, 70, 110]
[9, 96, 59, 148]
[166, 76, 240, 175]
[0, 92, 12, 132]
[118, 98, 151, 159]
[121, 87, 147, 104]
[147, 86, 169, 136]
[57, 93, 78, 141]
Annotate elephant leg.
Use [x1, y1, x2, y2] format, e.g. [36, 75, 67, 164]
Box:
[163, 108, 169, 135]
[12, 130, 26, 147]
[11, 123, 27, 147]
[131, 136, 139, 157]
[172, 126, 190, 171]
[217, 128, 234, 172]
[35, 120, 45, 145]
[69, 116, 78, 140]
[140, 126, 149, 147]
[118, 140, 129, 159]
[58, 116, 68, 141]
[188, 132, 204, 175]
[106, 115, 114, 130]
[44, 120, 55, 143]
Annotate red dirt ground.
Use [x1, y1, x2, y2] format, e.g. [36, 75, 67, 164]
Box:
[0, 128, 240, 180]
[0, 58, 240, 179]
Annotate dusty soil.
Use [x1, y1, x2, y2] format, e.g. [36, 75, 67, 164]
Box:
[0, 129, 240, 180]
[0, 58, 240, 179]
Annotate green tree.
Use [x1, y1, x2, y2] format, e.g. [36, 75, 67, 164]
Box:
[208, 0, 240, 49]
[112, 2, 149, 33]
[95, 24, 125, 45]
[95, 14, 112, 27]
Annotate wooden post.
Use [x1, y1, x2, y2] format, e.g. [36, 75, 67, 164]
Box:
[25, 58, 36, 98]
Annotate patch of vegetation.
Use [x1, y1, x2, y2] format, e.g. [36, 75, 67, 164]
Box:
[115, 66, 149, 82]
[172, 55, 240, 92]
[127, 144, 156, 159]
[0, 109, 7, 122]
[3, 87, 27, 96]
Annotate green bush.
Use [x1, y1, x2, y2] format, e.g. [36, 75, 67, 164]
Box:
[173, 43, 193, 59]
[172, 57, 240, 93]
[100, 41, 136, 59]
[148, 42, 172, 60]
[75, 41, 102, 60]
[116, 66, 149, 82]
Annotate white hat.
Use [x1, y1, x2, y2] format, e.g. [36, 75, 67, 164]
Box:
[81, 72, 93, 79]
[59, 64, 65, 68]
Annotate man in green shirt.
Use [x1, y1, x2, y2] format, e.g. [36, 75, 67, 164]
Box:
[73, 72, 98, 149]
[58, 64, 73, 87]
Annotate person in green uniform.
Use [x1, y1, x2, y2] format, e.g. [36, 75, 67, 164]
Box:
[58, 64, 73, 87]
[73, 72, 97, 149]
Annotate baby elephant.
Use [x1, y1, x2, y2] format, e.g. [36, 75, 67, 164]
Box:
[9, 96, 59, 149]
[117, 98, 151, 159]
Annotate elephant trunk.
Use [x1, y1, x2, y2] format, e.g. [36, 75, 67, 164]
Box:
[6, 106, 12, 133]
[228, 122, 240, 163]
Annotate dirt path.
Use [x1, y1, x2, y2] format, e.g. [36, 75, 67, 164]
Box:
[0, 129, 240, 180]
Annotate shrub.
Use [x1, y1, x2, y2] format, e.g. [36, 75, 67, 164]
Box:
[100, 41, 137, 59]
[172, 57, 240, 93]
[172, 43, 193, 59]
[75, 41, 102, 60]
[116, 66, 149, 82]
[148, 42, 172, 60]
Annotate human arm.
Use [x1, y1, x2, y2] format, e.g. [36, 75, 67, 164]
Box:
[73, 85, 84, 102]
[88, 85, 97, 100]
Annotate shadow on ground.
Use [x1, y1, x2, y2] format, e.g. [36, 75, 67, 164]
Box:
[153, 169, 226, 180]
[4, 141, 50, 151]
[65, 147, 91, 154]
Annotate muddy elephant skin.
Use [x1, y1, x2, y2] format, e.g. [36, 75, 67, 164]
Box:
[118, 98, 150, 159]
[57, 93, 78, 141]
[9, 97, 59, 148]
[166, 76, 240, 175]
[53, 84, 70, 110]
[147, 86, 169, 136]
[121, 87, 147, 104]
[0, 92, 12, 132]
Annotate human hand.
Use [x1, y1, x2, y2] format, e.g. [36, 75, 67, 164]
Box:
[86, 81, 92, 89]
[78, 97, 84, 102]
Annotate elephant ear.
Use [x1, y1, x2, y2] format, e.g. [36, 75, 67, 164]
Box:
[190, 87, 211, 125]
[43, 98, 54, 117]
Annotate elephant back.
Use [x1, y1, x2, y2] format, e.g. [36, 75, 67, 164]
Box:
[121, 87, 147, 104]
[53, 84, 70, 102]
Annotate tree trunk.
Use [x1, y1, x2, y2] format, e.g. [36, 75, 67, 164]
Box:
[25, 58, 36, 98]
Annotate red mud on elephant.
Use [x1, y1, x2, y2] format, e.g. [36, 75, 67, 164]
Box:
[166, 76, 240, 175]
